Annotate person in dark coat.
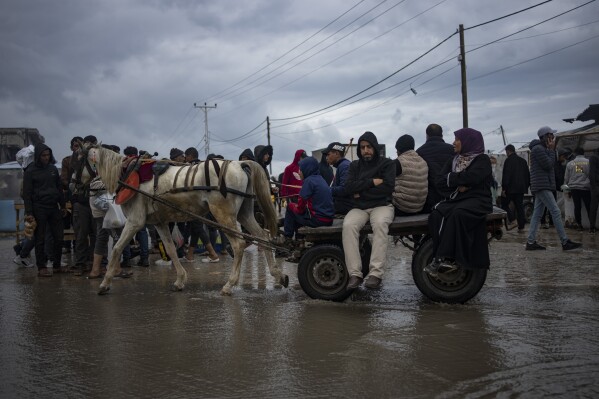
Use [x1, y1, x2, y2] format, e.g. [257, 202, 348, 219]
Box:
[588, 149, 599, 234]
[342, 131, 395, 290]
[283, 157, 334, 240]
[501, 144, 530, 232]
[425, 128, 494, 277]
[416, 123, 455, 213]
[22, 143, 68, 276]
[254, 144, 273, 179]
[319, 152, 334, 186]
[238, 148, 255, 161]
[525, 126, 581, 251]
[324, 141, 352, 215]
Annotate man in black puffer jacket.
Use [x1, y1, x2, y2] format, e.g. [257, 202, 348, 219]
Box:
[416, 123, 455, 213]
[342, 131, 395, 290]
[23, 143, 68, 276]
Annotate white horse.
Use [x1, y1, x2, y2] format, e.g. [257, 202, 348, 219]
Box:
[86, 145, 288, 295]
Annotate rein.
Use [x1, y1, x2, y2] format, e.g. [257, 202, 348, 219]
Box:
[117, 179, 288, 253]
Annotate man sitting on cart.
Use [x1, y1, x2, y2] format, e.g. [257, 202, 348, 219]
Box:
[342, 131, 395, 290]
[283, 156, 335, 246]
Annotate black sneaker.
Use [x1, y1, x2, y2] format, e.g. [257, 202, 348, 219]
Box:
[525, 241, 546, 250]
[424, 259, 441, 277]
[562, 240, 582, 251]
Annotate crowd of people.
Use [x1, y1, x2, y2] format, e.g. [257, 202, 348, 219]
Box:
[14, 123, 596, 289]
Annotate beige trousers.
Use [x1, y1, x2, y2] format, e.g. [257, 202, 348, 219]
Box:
[342, 205, 394, 279]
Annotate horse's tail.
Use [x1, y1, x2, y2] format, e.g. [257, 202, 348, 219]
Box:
[242, 161, 278, 237]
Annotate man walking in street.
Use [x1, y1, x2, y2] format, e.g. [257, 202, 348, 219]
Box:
[22, 143, 68, 276]
[526, 126, 581, 251]
[342, 131, 395, 290]
[501, 144, 530, 232]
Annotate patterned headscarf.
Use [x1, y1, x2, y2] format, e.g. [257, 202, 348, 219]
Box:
[452, 128, 485, 172]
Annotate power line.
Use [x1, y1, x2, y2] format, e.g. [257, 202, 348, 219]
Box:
[466, 0, 597, 53]
[216, 0, 395, 104]
[270, 30, 458, 122]
[212, 0, 450, 120]
[465, 0, 554, 30]
[203, 0, 367, 103]
[467, 18, 599, 45]
[421, 32, 599, 96]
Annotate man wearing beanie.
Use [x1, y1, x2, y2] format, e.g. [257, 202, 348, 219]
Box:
[170, 148, 185, 162]
[526, 126, 581, 251]
[416, 123, 454, 212]
[342, 131, 395, 290]
[392, 134, 428, 215]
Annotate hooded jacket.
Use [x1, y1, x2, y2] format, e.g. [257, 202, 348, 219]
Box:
[22, 143, 65, 215]
[331, 157, 352, 214]
[288, 157, 334, 222]
[238, 148, 255, 161]
[529, 138, 556, 193]
[254, 144, 273, 178]
[281, 149, 305, 199]
[345, 131, 395, 210]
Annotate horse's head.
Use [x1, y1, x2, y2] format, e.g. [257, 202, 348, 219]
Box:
[80, 142, 102, 166]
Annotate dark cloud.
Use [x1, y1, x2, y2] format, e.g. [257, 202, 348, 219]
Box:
[1, 0, 598, 174]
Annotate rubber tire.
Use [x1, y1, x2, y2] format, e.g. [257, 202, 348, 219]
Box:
[411, 238, 487, 304]
[298, 244, 352, 302]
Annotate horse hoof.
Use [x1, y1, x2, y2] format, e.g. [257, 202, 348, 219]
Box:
[281, 275, 289, 288]
[97, 286, 110, 295]
[171, 284, 184, 292]
[220, 288, 232, 296]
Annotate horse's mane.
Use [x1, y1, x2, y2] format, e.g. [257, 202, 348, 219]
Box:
[95, 146, 124, 194]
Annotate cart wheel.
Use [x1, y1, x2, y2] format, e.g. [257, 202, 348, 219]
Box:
[411, 238, 487, 304]
[298, 244, 352, 302]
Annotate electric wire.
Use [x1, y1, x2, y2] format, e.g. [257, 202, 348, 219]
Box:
[203, 0, 367, 103]
[466, 0, 596, 53]
[270, 30, 458, 121]
[213, 0, 450, 120]
[465, 0, 554, 30]
[467, 18, 599, 45]
[215, 0, 391, 104]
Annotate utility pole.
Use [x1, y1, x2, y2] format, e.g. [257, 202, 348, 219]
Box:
[459, 24, 468, 128]
[500, 125, 507, 146]
[266, 116, 272, 175]
[194, 102, 217, 157]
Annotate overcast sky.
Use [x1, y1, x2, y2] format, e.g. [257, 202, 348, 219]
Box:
[1, 0, 598, 174]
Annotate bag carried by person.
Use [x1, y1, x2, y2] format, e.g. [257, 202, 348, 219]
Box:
[171, 225, 184, 248]
[102, 201, 126, 229]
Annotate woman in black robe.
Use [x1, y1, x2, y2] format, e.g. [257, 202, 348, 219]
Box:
[425, 128, 493, 276]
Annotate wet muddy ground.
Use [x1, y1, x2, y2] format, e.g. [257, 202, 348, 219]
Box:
[1, 227, 598, 398]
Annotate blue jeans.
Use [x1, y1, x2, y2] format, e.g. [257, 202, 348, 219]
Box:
[527, 190, 569, 245]
[136, 227, 149, 258]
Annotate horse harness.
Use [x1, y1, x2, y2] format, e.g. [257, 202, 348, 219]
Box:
[118, 157, 254, 199]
